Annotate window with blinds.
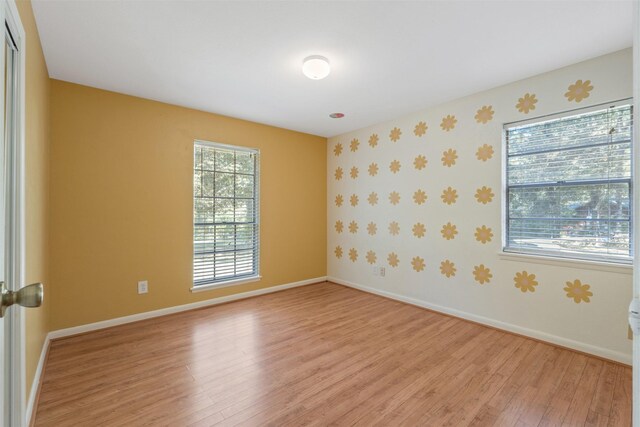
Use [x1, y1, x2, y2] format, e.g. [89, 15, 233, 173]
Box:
[505, 101, 632, 263]
[193, 141, 259, 286]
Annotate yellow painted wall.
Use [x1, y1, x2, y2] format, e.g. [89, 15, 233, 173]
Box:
[49, 80, 326, 330]
[15, 0, 51, 397]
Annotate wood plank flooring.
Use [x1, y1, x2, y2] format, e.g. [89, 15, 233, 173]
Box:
[34, 282, 632, 426]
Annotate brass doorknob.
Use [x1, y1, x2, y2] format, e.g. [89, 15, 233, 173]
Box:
[0, 282, 43, 317]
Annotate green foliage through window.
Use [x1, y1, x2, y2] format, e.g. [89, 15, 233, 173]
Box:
[505, 102, 632, 261]
[193, 142, 259, 285]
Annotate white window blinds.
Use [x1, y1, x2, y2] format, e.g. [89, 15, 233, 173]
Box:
[505, 101, 632, 262]
[193, 141, 260, 286]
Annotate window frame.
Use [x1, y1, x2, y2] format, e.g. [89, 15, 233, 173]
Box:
[501, 99, 633, 265]
[191, 139, 261, 292]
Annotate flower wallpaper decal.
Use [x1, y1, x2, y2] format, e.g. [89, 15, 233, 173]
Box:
[475, 186, 495, 204]
[516, 93, 538, 114]
[390, 160, 401, 174]
[334, 246, 343, 259]
[389, 127, 402, 142]
[514, 271, 538, 293]
[389, 191, 401, 205]
[412, 223, 426, 238]
[440, 114, 457, 131]
[564, 279, 593, 303]
[565, 79, 593, 102]
[440, 260, 456, 278]
[411, 256, 425, 272]
[441, 187, 458, 205]
[413, 189, 427, 205]
[475, 105, 494, 124]
[389, 221, 400, 236]
[473, 264, 492, 284]
[441, 222, 458, 240]
[350, 166, 359, 179]
[414, 155, 428, 170]
[476, 144, 494, 162]
[327, 53, 625, 360]
[474, 226, 493, 244]
[367, 222, 377, 235]
[388, 252, 400, 267]
[414, 121, 428, 137]
[442, 149, 458, 167]
[369, 134, 379, 148]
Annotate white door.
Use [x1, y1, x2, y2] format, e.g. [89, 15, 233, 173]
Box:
[0, 3, 40, 426]
[1, 8, 18, 426]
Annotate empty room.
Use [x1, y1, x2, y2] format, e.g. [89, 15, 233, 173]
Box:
[0, 0, 638, 426]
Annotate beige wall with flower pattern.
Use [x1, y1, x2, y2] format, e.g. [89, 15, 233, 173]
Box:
[328, 48, 633, 363]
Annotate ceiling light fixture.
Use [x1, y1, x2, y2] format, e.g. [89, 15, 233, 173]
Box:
[302, 55, 330, 80]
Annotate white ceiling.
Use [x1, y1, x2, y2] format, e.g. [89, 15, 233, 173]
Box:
[32, 1, 632, 138]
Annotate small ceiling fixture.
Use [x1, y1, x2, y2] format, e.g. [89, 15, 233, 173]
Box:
[302, 55, 330, 80]
[329, 113, 344, 119]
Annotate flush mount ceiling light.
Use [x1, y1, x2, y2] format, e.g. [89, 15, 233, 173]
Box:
[302, 55, 330, 80]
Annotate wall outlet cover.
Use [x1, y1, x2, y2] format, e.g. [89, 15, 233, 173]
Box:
[137, 280, 148, 294]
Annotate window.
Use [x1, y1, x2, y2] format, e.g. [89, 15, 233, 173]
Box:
[193, 141, 259, 287]
[504, 101, 632, 263]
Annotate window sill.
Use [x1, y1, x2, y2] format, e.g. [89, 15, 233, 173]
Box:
[190, 275, 262, 293]
[498, 251, 632, 275]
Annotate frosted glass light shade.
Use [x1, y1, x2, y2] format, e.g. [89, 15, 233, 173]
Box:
[302, 55, 330, 80]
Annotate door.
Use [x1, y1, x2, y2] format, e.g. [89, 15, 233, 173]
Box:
[1, 11, 19, 427]
[0, 3, 42, 426]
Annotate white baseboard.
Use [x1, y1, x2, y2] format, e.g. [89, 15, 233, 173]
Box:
[48, 276, 326, 340]
[328, 276, 632, 365]
[26, 334, 50, 426]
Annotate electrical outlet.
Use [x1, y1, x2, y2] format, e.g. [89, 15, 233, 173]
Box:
[137, 280, 148, 294]
[380, 267, 386, 277]
[373, 266, 379, 276]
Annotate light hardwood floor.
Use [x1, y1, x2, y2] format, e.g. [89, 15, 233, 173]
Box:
[33, 282, 631, 426]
